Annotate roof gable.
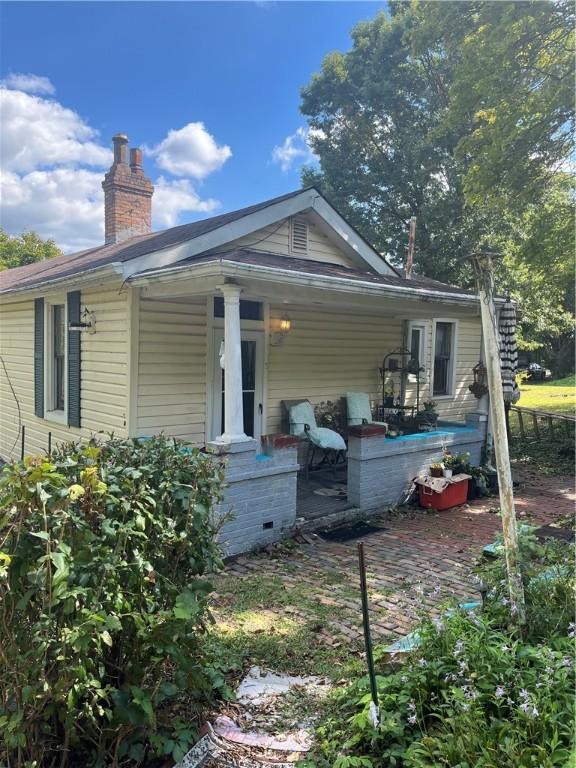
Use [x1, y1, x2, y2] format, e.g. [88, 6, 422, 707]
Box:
[0, 187, 396, 295]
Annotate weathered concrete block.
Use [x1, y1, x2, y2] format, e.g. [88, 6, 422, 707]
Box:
[209, 435, 299, 556]
[347, 428, 484, 512]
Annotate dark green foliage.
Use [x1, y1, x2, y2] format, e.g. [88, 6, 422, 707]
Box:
[300, 1, 575, 363]
[0, 436, 226, 766]
[310, 534, 575, 767]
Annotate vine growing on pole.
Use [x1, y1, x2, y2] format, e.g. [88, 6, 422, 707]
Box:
[470, 252, 526, 625]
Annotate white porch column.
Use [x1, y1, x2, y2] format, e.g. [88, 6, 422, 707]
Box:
[217, 283, 250, 444]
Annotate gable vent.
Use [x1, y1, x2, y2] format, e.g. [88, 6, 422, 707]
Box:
[290, 216, 309, 255]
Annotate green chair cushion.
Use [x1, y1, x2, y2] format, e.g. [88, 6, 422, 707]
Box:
[346, 392, 372, 426]
[308, 427, 346, 451]
[288, 401, 317, 437]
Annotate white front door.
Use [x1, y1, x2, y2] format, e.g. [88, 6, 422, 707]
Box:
[211, 329, 264, 440]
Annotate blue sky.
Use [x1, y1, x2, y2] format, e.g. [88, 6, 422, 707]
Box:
[1, 1, 385, 251]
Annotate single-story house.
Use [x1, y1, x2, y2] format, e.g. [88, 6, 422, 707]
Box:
[0, 134, 492, 554]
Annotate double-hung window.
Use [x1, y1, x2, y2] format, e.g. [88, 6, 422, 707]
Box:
[47, 301, 67, 416]
[433, 321, 456, 396]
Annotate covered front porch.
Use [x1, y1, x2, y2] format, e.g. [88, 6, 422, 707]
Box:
[128, 252, 488, 553]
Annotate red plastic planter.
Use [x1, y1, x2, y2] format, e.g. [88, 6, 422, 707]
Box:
[418, 477, 469, 511]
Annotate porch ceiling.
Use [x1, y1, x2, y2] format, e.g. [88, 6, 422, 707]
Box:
[129, 253, 482, 318]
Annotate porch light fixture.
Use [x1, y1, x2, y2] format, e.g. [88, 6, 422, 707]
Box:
[468, 361, 488, 399]
[270, 315, 292, 346]
[68, 308, 96, 334]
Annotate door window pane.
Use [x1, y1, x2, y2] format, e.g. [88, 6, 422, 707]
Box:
[213, 297, 263, 320]
[219, 338, 259, 437]
[410, 328, 421, 364]
[241, 340, 256, 390]
[243, 392, 255, 438]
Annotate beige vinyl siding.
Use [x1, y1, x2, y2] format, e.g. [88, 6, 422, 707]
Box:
[136, 296, 207, 444]
[266, 308, 482, 433]
[435, 317, 482, 421]
[220, 215, 356, 268]
[266, 304, 403, 433]
[0, 282, 128, 462]
[404, 316, 482, 420]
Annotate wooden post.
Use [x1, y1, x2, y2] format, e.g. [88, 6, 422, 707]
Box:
[405, 217, 416, 279]
[547, 416, 554, 439]
[517, 409, 525, 440]
[471, 254, 525, 624]
[532, 413, 540, 440]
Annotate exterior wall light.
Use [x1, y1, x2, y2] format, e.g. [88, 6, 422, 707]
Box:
[68, 308, 96, 334]
[270, 315, 292, 346]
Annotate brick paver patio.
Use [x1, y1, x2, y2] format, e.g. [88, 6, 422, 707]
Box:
[224, 471, 574, 644]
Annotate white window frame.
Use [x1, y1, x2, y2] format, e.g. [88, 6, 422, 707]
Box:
[44, 295, 68, 423]
[407, 321, 427, 384]
[431, 318, 458, 399]
[205, 295, 268, 444]
[408, 322, 426, 366]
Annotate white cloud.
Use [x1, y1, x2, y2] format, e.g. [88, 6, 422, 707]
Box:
[272, 126, 319, 172]
[1, 168, 105, 253]
[0, 79, 229, 252]
[0, 87, 111, 172]
[1, 72, 56, 95]
[147, 122, 232, 178]
[153, 177, 221, 227]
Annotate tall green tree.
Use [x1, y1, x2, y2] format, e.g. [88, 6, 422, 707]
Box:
[301, 0, 574, 362]
[0, 227, 62, 271]
[414, 0, 575, 210]
[496, 175, 575, 372]
[301, 5, 475, 283]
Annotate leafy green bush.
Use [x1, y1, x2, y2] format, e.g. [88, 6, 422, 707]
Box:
[0, 436, 226, 766]
[311, 536, 575, 767]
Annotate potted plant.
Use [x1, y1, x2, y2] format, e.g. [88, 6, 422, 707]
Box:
[416, 399, 438, 430]
[430, 462, 443, 478]
[468, 465, 489, 500]
[442, 452, 461, 478]
[383, 373, 395, 407]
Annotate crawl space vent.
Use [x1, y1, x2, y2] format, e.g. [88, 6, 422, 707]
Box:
[290, 216, 309, 255]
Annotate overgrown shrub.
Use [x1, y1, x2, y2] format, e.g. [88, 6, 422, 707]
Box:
[0, 436, 226, 766]
[311, 535, 575, 767]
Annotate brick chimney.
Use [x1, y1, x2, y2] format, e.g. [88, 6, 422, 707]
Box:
[102, 133, 154, 244]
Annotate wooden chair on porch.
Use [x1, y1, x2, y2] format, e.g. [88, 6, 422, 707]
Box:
[281, 399, 347, 480]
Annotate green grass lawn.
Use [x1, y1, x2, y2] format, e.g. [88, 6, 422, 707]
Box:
[518, 374, 575, 415]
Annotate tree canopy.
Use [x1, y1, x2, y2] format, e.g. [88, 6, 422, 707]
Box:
[301, 0, 575, 364]
[0, 227, 62, 271]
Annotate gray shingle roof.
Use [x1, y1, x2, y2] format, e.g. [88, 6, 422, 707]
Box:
[137, 248, 476, 297]
[0, 188, 311, 293]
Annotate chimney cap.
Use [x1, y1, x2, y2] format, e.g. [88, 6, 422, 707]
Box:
[112, 133, 129, 143]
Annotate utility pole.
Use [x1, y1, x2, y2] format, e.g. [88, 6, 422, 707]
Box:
[470, 253, 526, 624]
[406, 217, 416, 279]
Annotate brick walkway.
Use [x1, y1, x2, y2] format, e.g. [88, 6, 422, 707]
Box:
[224, 471, 574, 644]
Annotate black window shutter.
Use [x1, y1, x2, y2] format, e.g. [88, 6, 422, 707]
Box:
[34, 298, 44, 418]
[67, 291, 81, 427]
